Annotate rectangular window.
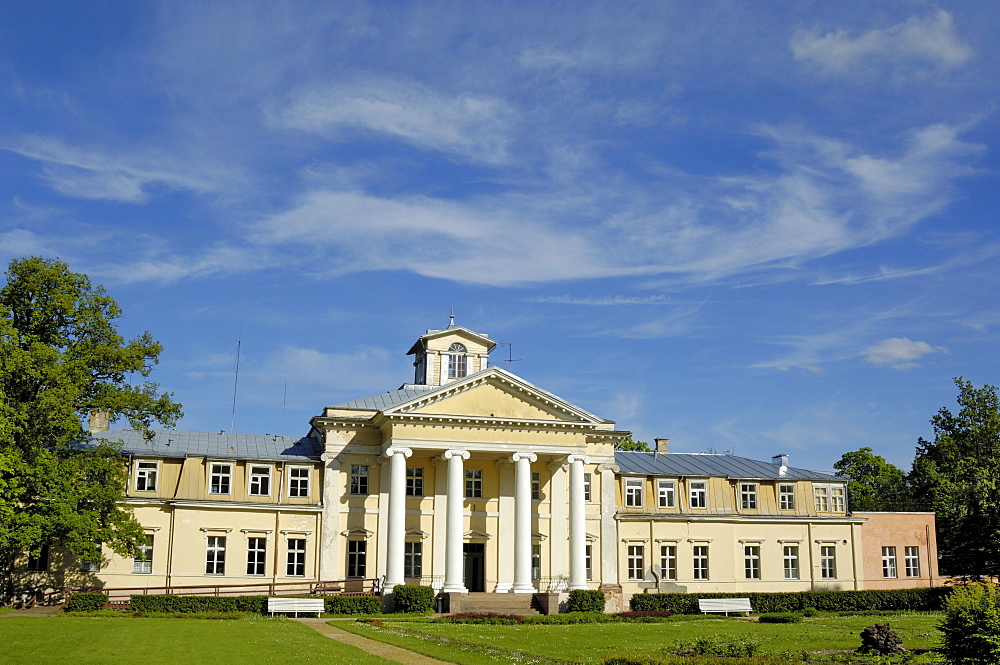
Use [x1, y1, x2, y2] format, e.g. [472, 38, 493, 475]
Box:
[206, 536, 226, 575]
[347, 540, 366, 578]
[406, 467, 423, 497]
[813, 485, 829, 512]
[583, 473, 592, 502]
[625, 478, 643, 507]
[882, 546, 898, 578]
[905, 546, 920, 578]
[693, 545, 709, 580]
[286, 538, 306, 576]
[210, 463, 231, 495]
[288, 467, 310, 498]
[744, 545, 760, 579]
[585, 544, 593, 581]
[831, 486, 846, 512]
[657, 480, 675, 508]
[246, 537, 266, 576]
[659, 545, 677, 581]
[350, 465, 369, 495]
[820, 545, 836, 579]
[133, 534, 153, 574]
[448, 353, 467, 379]
[249, 466, 271, 496]
[627, 545, 644, 580]
[779, 484, 796, 510]
[404, 541, 422, 579]
[135, 461, 158, 492]
[741, 483, 758, 510]
[531, 472, 541, 500]
[531, 544, 541, 580]
[26, 544, 49, 571]
[465, 469, 482, 498]
[689, 481, 707, 509]
[80, 558, 100, 573]
[783, 545, 799, 580]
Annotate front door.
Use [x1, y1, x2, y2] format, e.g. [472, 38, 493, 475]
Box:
[463, 543, 485, 592]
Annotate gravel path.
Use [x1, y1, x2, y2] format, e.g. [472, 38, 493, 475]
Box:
[295, 618, 452, 665]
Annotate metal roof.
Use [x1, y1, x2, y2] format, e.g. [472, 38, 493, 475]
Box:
[330, 384, 438, 411]
[92, 429, 321, 462]
[615, 451, 838, 481]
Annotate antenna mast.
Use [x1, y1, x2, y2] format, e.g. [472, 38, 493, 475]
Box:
[497, 341, 523, 372]
[230, 324, 242, 433]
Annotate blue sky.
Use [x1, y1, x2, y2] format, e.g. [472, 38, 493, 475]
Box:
[2, 2, 997, 471]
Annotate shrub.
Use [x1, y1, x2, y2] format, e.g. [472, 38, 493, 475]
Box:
[324, 595, 382, 615]
[567, 589, 606, 613]
[939, 584, 1000, 665]
[757, 612, 802, 623]
[65, 592, 108, 612]
[631, 587, 951, 614]
[440, 612, 524, 625]
[130, 595, 268, 613]
[391, 585, 434, 614]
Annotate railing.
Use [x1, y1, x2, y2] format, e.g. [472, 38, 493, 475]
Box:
[538, 575, 569, 592]
[70, 578, 381, 604]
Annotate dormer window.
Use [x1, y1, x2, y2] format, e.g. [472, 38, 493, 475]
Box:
[447, 343, 468, 379]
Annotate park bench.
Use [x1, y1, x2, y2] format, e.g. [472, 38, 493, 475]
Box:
[267, 596, 325, 617]
[698, 598, 753, 616]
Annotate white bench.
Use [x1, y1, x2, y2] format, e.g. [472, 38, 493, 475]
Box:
[267, 596, 325, 617]
[698, 598, 753, 616]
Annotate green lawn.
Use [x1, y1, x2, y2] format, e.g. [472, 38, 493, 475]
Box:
[337, 614, 944, 665]
[0, 617, 393, 665]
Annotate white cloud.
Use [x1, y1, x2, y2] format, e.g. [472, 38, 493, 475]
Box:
[3, 135, 218, 203]
[791, 10, 972, 77]
[271, 79, 511, 164]
[525, 294, 677, 306]
[861, 337, 947, 369]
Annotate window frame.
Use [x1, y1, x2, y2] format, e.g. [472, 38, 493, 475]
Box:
[779, 484, 796, 510]
[206, 536, 226, 575]
[287, 466, 311, 499]
[625, 478, 644, 507]
[585, 544, 593, 581]
[248, 465, 272, 497]
[657, 480, 676, 508]
[583, 473, 592, 502]
[659, 544, 677, 581]
[246, 536, 267, 576]
[882, 546, 898, 578]
[689, 481, 707, 509]
[405, 467, 423, 497]
[447, 343, 468, 379]
[347, 540, 367, 578]
[531, 543, 541, 581]
[133, 534, 154, 574]
[820, 545, 837, 579]
[26, 544, 49, 572]
[744, 545, 761, 579]
[904, 546, 920, 578]
[626, 544, 644, 580]
[135, 460, 159, 492]
[813, 485, 830, 512]
[465, 468, 483, 498]
[783, 544, 800, 580]
[740, 483, 758, 510]
[209, 462, 232, 495]
[531, 471, 541, 500]
[404, 541, 422, 579]
[692, 545, 709, 580]
[349, 465, 369, 495]
[286, 538, 307, 577]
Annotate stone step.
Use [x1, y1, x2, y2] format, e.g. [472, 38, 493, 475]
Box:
[448, 592, 542, 616]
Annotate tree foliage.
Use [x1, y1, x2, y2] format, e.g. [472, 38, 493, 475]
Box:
[833, 447, 912, 512]
[0, 257, 182, 598]
[615, 435, 651, 452]
[909, 379, 1000, 578]
[939, 584, 1000, 665]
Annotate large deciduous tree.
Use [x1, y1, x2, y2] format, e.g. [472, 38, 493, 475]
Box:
[833, 447, 912, 512]
[909, 378, 1000, 578]
[0, 257, 182, 600]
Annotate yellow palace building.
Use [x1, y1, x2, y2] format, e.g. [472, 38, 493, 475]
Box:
[19, 322, 939, 609]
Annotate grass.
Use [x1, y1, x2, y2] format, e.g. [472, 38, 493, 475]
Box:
[0, 616, 394, 665]
[337, 613, 945, 665]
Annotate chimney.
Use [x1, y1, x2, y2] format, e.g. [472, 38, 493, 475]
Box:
[771, 453, 788, 467]
[88, 409, 110, 434]
[655, 438, 670, 453]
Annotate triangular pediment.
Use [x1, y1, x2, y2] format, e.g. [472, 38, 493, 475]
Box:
[384, 368, 608, 424]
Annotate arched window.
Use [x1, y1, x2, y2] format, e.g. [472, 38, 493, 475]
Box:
[447, 343, 468, 379]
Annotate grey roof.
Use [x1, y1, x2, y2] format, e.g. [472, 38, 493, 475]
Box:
[92, 429, 321, 462]
[615, 451, 838, 481]
[329, 384, 439, 411]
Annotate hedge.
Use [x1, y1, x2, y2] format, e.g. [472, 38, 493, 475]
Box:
[65, 592, 108, 612]
[324, 595, 381, 615]
[130, 595, 269, 613]
[391, 585, 434, 613]
[566, 589, 606, 613]
[630, 587, 951, 614]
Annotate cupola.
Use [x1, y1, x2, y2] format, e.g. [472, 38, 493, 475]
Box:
[406, 316, 497, 386]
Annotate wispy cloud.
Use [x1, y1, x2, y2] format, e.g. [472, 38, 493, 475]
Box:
[791, 10, 972, 78]
[860, 337, 948, 369]
[270, 78, 512, 164]
[525, 294, 678, 306]
[3, 135, 218, 203]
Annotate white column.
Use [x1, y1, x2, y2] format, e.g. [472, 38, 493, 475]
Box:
[568, 454, 590, 590]
[443, 450, 470, 593]
[511, 452, 537, 593]
[383, 446, 412, 593]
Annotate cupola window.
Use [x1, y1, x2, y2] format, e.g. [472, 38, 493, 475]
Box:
[447, 343, 468, 379]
